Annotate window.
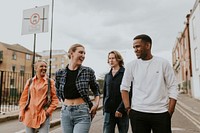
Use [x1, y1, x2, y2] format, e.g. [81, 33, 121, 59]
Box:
[192, 17, 197, 40]
[184, 37, 187, 50]
[0, 51, 3, 61]
[12, 65, 16, 72]
[20, 66, 25, 76]
[10, 78, 14, 86]
[61, 58, 64, 63]
[194, 47, 199, 70]
[26, 54, 31, 60]
[12, 52, 17, 60]
[51, 58, 56, 61]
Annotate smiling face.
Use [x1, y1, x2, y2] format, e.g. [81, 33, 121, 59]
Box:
[133, 39, 150, 60]
[70, 46, 85, 66]
[34, 60, 47, 78]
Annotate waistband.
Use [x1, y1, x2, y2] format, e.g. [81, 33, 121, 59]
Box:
[62, 103, 89, 110]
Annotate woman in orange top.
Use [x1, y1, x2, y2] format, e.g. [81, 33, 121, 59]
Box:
[19, 59, 59, 133]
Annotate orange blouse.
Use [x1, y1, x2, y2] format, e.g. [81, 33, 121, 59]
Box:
[19, 76, 59, 128]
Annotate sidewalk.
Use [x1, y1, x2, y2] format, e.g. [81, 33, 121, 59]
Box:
[177, 93, 200, 116]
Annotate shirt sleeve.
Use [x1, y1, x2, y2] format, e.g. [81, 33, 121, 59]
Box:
[164, 62, 179, 100]
[120, 62, 133, 92]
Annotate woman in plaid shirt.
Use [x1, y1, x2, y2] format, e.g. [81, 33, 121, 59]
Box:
[55, 44, 100, 133]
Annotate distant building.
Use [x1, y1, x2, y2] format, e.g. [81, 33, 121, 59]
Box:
[172, 14, 192, 96]
[38, 50, 69, 78]
[188, 0, 200, 100]
[0, 42, 41, 73]
[0, 42, 41, 98]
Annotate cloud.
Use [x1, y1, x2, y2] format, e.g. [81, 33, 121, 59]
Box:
[0, 0, 196, 78]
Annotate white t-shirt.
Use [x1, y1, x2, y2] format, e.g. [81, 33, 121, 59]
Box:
[121, 56, 178, 113]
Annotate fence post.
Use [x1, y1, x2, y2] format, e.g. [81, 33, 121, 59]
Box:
[0, 71, 3, 113]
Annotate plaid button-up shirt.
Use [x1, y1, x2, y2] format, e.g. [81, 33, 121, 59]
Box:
[55, 65, 100, 108]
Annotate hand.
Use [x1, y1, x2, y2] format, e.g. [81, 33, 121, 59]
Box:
[18, 115, 23, 122]
[89, 105, 98, 120]
[45, 112, 50, 117]
[115, 111, 122, 117]
[168, 110, 174, 117]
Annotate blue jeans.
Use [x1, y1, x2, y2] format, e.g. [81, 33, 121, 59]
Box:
[103, 112, 129, 133]
[61, 103, 91, 133]
[25, 117, 50, 133]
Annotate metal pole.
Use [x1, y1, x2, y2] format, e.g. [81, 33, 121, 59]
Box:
[49, 0, 54, 78]
[32, 33, 36, 77]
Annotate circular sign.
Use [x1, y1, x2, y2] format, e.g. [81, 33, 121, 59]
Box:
[30, 13, 40, 25]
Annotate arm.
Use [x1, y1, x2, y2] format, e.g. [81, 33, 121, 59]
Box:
[102, 75, 107, 111]
[168, 98, 177, 116]
[89, 69, 100, 119]
[164, 62, 178, 116]
[121, 90, 131, 114]
[18, 79, 30, 121]
[55, 70, 63, 102]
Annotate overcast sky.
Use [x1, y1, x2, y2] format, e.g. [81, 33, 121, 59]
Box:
[0, 0, 196, 78]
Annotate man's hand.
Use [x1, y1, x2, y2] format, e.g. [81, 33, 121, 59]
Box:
[115, 111, 122, 117]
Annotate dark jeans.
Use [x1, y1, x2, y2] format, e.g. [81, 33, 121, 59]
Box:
[103, 112, 129, 133]
[129, 110, 171, 133]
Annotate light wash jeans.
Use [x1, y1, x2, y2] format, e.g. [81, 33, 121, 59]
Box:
[103, 112, 129, 133]
[61, 103, 91, 133]
[25, 117, 50, 133]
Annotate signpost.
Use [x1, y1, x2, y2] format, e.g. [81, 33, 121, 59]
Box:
[22, 5, 49, 77]
[22, 5, 49, 35]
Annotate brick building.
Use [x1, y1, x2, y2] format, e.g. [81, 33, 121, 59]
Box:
[172, 14, 192, 96]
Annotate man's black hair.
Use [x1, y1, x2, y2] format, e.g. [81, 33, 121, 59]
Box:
[133, 34, 152, 45]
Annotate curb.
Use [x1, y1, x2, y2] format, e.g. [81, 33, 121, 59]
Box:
[0, 106, 62, 124]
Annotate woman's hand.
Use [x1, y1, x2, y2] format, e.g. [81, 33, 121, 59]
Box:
[89, 104, 98, 120]
[18, 115, 23, 122]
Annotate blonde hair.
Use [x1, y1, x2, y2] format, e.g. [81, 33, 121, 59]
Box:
[67, 44, 85, 59]
[34, 59, 47, 67]
[107, 50, 124, 67]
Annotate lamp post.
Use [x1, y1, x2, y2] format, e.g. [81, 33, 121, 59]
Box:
[32, 33, 36, 77]
[49, 0, 54, 78]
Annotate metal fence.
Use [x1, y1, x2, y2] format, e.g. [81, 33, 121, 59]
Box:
[0, 71, 31, 113]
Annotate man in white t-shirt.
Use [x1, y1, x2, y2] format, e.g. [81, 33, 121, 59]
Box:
[121, 34, 178, 133]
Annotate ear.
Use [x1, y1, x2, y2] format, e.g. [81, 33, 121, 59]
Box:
[146, 42, 151, 49]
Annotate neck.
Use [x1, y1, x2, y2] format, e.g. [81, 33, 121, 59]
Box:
[68, 63, 79, 70]
[36, 75, 42, 80]
[112, 65, 120, 71]
[143, 54, 153, 60]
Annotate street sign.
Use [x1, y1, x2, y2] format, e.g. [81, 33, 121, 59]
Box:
[22, 5, 49, 35]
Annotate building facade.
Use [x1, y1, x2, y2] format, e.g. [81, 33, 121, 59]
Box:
[189, 0, 200, 100]
[0, 42, 41, 101]
[172, 14, 193, 96]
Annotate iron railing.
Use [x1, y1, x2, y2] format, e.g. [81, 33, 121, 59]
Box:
[0, 71, 31, 113]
